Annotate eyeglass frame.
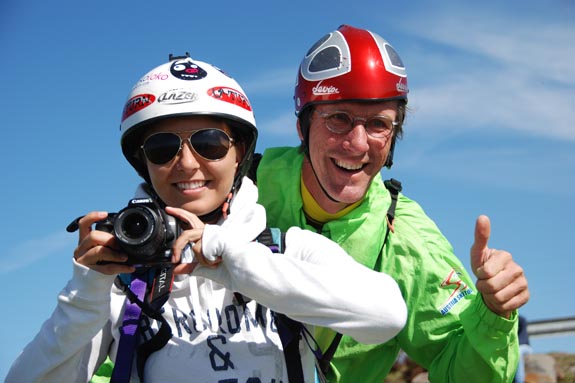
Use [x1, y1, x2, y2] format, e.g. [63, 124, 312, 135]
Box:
[314, 109, 398, 139]
[140, 129, 236, 164]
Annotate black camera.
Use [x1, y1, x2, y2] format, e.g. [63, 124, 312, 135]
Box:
[94, 198, 181, 266]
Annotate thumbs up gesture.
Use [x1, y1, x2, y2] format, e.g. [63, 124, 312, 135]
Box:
[470, 215, 530, 318]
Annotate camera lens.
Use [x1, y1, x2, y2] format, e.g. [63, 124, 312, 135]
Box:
[112, 201, 177, 263]
[121, 212, 150, 239]
[114, 207, 157, 247]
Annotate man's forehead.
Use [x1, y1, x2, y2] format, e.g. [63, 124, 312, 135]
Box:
[315, 100, 399, 114]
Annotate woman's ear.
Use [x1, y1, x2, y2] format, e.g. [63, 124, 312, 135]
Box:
[235, 140, 246, 169]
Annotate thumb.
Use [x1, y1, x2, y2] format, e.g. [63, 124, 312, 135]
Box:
[470, 215, 491, 273]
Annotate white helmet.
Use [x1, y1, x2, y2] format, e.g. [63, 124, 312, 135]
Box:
[120, 54, 257, 187]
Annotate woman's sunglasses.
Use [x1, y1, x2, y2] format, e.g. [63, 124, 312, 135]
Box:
[141, 129, 235, 165]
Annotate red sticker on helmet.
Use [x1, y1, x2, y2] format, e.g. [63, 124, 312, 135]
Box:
[207, 87, 252, 111]
[121, 94, 156, 122]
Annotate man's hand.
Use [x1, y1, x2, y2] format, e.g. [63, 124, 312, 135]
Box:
[470, 215, 529, 318]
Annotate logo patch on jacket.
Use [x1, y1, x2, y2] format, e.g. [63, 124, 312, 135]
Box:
[438, 269, 473, 315]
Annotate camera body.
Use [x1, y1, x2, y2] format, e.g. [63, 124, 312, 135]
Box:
[96, 198, 180, 266]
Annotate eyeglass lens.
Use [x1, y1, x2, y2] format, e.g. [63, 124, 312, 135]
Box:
[324, 112, 394, 138]
[142, 129, 232, 164]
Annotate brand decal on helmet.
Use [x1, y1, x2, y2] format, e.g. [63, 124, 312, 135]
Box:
[158, 88, 199, 105]
[135, 71, 169, 88]
[438, 269, 474, 316]
[170, 58, 208, 80]
[396, 77, 408, 93]
[207, 87, 252, 111]
[121, 94, 156, 122]
[312, 80, 340, 96]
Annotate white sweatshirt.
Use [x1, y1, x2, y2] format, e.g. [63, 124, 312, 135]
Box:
[7, 178, 407, 383]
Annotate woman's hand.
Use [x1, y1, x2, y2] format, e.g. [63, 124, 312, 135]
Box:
[73, 211, 136, 275]
[166, 206, 222, 274]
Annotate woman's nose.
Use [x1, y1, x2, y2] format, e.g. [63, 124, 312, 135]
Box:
[175, 140, 200, 170]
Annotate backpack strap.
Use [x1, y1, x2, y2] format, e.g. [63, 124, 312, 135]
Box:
[275, 313, 305, 383]
[317, 178, 403, 377]
[383, 178, 402, 237]
[254, 227, 308, 382]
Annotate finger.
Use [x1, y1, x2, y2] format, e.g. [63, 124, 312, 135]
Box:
[479, 280, 530, 317]
[93, 263, 136, 276]
[77, 211, 108, 242]
[173, 262, 199, 274]
[474, 249, 512, 280]
[470, 215, 491, 272]
[165, 206, 204, 229]
[76, 240, 128, 265]
[475, 257, 520, 293]
[171, 228, 203, 263]
[74, 230, 117, 261]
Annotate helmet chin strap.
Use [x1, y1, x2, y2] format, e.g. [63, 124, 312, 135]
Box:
[303, 145, 343, 205]
[303, 138, 396, 206]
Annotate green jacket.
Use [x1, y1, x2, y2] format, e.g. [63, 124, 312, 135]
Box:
[257, 147, 519, 383]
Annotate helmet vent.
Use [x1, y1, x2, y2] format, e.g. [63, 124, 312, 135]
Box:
[309, 46, 342, 72]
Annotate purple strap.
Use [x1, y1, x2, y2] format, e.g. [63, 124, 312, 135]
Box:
[111, 275, 147, 383]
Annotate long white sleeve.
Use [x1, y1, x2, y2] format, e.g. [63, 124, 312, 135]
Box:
[196, 225, 407, 344]
[6, 260, 117, 383]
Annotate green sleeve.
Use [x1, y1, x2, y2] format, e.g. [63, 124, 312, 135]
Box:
[388, 197, 519, 382]
[90, 356, 113, 383]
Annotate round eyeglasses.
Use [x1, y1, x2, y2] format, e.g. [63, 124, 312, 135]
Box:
[315, 110, 397, 138]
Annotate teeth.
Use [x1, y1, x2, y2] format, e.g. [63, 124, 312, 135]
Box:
[335, 159, 363, 170]
[177, 181, 206, 190]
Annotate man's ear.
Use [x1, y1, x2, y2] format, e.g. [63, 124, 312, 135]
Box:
[296, 119, 304, 141]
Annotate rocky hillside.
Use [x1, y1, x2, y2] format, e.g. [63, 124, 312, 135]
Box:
[384, 352, 575, 383]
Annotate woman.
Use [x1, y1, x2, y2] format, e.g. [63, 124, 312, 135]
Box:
[7, 55, 407, 383]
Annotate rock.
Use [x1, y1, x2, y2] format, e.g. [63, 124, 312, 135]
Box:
[411, 372, 429, 383]
[525, 353, 556, 383]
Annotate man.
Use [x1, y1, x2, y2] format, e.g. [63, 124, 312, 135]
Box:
[257, 25, 529, 382]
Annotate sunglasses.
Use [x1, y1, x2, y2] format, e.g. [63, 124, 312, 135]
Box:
[141, 129, 235, 165]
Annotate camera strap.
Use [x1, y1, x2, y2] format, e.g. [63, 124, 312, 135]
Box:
[111, 267, 175, 383]
[111, 272, 148, 383]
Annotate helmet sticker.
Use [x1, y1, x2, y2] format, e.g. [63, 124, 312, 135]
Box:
[121, 94, 156, 122]
[312, 80, 340, 96]
[133, 71, 170, 89]
[157, 88, 199, 105]
[170, 58, 208, 80]
[207, 87, 252, 111]
[396, 77, 408, 93]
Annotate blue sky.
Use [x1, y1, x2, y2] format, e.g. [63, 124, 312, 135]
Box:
[1, 0, 573, 379]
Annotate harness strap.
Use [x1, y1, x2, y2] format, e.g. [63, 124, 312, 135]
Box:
[317, 178, 403, 377]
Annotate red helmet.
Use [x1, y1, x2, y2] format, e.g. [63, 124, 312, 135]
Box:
[294, 24, 408, 114]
